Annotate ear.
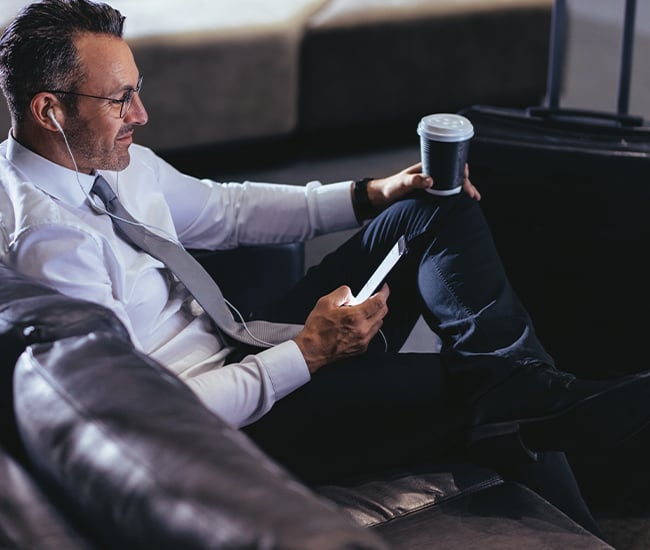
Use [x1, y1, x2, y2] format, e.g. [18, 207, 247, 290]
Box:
[30, 92, 64, 133]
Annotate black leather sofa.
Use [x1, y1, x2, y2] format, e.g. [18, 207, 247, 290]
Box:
[0, 237, 617, 549]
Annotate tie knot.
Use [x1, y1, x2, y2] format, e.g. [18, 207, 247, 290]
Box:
[91, 175, 116, 204]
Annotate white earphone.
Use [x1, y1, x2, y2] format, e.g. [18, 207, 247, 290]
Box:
[45, 104, 277, 345]
[46, 105, 181, 242]
[47, 108, 63, 132]
[47, 107, 104, 212]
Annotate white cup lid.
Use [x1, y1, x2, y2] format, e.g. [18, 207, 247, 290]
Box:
[417, 113, 474, 142]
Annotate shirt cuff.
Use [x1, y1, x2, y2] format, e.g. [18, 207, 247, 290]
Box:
[309, 180, 359, 231]
[255, 340, 311, 401]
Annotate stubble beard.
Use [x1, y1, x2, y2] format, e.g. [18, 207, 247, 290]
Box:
[64, 117, 131, 173]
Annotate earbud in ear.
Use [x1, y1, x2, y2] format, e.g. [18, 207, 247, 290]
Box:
[48, 108, 64, 133]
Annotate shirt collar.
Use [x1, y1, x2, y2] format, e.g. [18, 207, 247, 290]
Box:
[6, 132, 97, 207]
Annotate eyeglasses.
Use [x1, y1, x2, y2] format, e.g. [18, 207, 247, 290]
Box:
[43, 75, 143, 118]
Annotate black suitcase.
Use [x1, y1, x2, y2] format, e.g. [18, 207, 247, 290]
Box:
[461, 0, 650, 179]
[458, 0, 650, 381]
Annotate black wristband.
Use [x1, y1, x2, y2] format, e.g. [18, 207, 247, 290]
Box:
[353, 177, 374, 221]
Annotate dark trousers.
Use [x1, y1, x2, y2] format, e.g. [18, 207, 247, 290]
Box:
[262, 191, 553, 388]
[244, 191, 599, 534]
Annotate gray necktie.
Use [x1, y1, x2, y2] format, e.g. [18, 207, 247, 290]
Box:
[91, 175, 303, 348]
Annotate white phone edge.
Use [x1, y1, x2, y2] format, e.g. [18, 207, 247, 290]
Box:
[349, 235, 407, 305]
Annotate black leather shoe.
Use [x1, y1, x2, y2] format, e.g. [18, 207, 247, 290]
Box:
[468, 364, 650, 453]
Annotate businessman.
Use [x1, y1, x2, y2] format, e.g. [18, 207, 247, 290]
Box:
[2, 0, 650, 535]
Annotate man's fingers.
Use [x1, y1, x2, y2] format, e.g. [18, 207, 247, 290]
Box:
[356, 284, 389, 318]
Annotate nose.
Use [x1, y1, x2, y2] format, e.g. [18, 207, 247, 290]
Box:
[125, 92, 148, 126]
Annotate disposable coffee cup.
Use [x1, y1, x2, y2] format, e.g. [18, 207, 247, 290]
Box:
[417, 113, 474, 196]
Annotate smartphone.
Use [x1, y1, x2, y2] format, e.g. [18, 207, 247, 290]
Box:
[348, 235, 407, 305]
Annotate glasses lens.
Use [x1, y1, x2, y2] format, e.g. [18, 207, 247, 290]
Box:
[120, 94, 131, 118]
[120, 77, 142, 118]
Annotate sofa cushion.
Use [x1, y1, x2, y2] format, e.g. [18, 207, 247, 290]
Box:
[372, 482, 614, 549]
[318, 461, 614, 549]
[318, 462, 503, 527]
[13, 331, 387, 549]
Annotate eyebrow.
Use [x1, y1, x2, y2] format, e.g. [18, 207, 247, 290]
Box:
[109, 74, 142, 96]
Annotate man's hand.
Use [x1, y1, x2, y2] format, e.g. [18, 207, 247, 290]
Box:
[365, 163, 480, 214]
[293, 284, 389, 374]
[460, 164, 481, 201]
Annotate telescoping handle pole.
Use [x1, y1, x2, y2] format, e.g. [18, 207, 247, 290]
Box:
[618, 0, 637, 116]
[542, 0, 641, 125]
[545, 0, 567, 110]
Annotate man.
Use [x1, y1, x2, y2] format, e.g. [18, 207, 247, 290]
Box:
[1, 0, 649, 536]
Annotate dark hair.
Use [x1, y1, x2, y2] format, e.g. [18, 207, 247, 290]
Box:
[0, 0, 125, 123]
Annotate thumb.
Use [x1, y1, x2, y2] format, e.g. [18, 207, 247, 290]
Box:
[331, 285, 354, 306]
[413, 173, 433, 190]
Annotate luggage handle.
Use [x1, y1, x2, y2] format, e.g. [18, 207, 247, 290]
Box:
[546, 0, 638, 117]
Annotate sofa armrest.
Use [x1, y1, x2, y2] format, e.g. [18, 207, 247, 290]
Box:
[0, 255, 381, 548]
[0, 444, 94, 549]
[13, 329, 385, 549]
[0, 262, 129, 459]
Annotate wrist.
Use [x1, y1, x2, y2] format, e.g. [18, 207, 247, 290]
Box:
[351, 177, 375, 221]
[293, 334, 326, 375]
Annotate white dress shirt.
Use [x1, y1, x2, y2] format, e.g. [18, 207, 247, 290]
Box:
[0, 134, 360, 427]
